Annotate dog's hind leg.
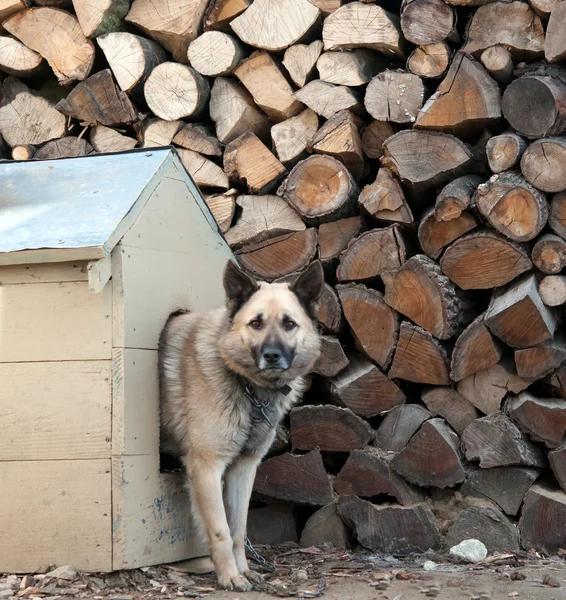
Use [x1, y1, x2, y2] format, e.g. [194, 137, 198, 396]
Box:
[187, 457, 252, 592]
[224, 454, 263, 583]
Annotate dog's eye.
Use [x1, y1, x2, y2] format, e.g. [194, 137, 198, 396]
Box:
[249, 319, 262, 330]
[284, 320, 297, 330]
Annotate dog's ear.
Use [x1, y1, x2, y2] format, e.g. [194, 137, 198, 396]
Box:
[223, 260, 259, 317]
[290, 260, 324, 320]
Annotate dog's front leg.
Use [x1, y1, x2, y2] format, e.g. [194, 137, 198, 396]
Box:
[187, 458, 252, 591]
[224, 454, 263, 583]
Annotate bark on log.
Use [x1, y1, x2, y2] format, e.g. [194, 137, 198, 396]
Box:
[271, 109, 319, 167]
[318, 283, 344, 334]
[178, 148, 229, 190]
[203, 0, 251, 32]
[318, 216, 363, 268]
[532, 234, 566, 274]
[293, 80, 362, 120]
[204, 192, 236, 233]
[313, 335, 349, 377]
[282, 40, 323, 88]
[358, 167, 413, 225]
[521, 137, 566, 193]
[361, 120, 395, 159]
[549, 447, 566, 493]
[34, 136, 92, 159]
[407, 42, 450, 79]
[188, 31, 244, 77]
[173, 124, 222, 157]
[539, 275, 566, 307]
[545, 1, 566, 64]
[73, 0, 129, 38]
[421, 387, 478, 435]
[0, 36, 42, 78]
[550, 190, 566, 239]
[507, 392, 566, 448]
[317, 49, 385, 87]
[434, 175, 484, 222]
[374, 404, 431, 453]
[90, 125, 137, 153]
[486, 132, 527, 174]
[400, 0, 456, 46]
[299, 504, 350, 549]
[365, 70, 425, 125]
[418, 208, 477, 260]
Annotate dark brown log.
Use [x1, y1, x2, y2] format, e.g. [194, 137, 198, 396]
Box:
[521, 137, 566, 193]
[485, 274, 559, 348]
[519, 483, 566, 553]
[317, 49, 386, 87]
[329, 352, 406, 417]
[364, 70, 425, 124]
[235, 228, 317, 281]
[434, 175, 484, 222]
[318, 283, 344, 334]
[203, 0, 251, 31]
[421, 387, 478, 435]
[337, 283, 399, 369]
[462, 413, 547, 468]
[293, 80, 362, 120]
[545, 364, 566, 399]
[334, 448, 426, 505]
[173, 124, 222, 157]
[388, 322, 451, 385]
[337, 497, 441, 555]
[486, 132, 528, 174]
[290, 405, 374, 451]
[440, 230, 533, 290]
[358, 167, 414, 225]
[407, 42, 451, 79]
[271, 109, 319, 167]
[34, 136, 93, 159]
[188, 31, 244, 77]
[90, 125, 137, 153]
[550, 190, 566, 239]
[361, 120, 395, 159]
[299, 504, 350, 549]
[532, 234, 566, 274]
[248, 505, 298, 545]
[515, 339, 566, 381]
[11, 144, 35, 160]
[400, 0, 456, 46]
[254, 450, 333, 506]
[418, 208, 477, 260]
[546, 2, 566, 63]
[282, 40, 323, 88]
[177, 149, 229, 190]
[382, 130, 475, 192]
[204, 192, 236, 234]
[383, 254, 469, 340]
[507, 392, 566, 448]
[224, 131, 287, 194]
[318, 216, 363, 268]
[474, 172, 548, 243]
[461, 466, 540, 517]
[539, 275, 566, 307]
[415, 52, 501, 137]
[277, 155, 358, 225]
[337, 225, 406, 284]
[313, 336, 349, 377]
[265, 422, 291, 459]
[549, 447, 566, 493]
[374, 404, 431, 453]
[480, 45, 514, 87]
[446, 506, 520, 553]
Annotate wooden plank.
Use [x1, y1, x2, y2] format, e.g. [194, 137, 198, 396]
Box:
[0, 280, 112, 362]
[0, 361, 111, 460]
[0, 459, 112, 572]
[0, 261, 88, 284]
[0, 246, 105, 266]
[88, 255, 112, 294]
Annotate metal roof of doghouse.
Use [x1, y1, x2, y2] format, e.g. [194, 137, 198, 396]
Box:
[0, 148, 211, 266]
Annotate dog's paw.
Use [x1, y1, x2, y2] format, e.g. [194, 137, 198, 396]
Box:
[243, 569, 264, 584]
[218, 573, 253, 592]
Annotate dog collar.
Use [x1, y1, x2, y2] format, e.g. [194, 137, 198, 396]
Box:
[238, 376, 292, 428]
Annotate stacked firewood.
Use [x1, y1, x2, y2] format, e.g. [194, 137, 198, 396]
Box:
[1, 0, 566, 557]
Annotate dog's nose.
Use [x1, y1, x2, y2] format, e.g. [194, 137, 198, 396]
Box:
[257, 342, 292, 370]
[263, 348, 281, 364]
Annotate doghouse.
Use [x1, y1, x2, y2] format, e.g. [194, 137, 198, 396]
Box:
[0, 149, 233, 573]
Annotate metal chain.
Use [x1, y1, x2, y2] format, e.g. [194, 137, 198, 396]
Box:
[301, 574, 326, 598]
[245, 537, 276, 572]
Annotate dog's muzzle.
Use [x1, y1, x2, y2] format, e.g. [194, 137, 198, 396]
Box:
[257, 342, 294, 371]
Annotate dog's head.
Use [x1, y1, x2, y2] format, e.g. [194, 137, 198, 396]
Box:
[219, 260, 324, 385]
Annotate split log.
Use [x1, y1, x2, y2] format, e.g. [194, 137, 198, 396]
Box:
[203, 0, 251, 31]
[337, 283, 399, 369]
[11, 144, 35, 160]
[383, 254, 469, 340]
[550, 191, 566, 239]
[5, 7, 94, 84]
[400, 0, 456, 46]
[322, 2, 404, 60]
[138, 119, 183, 148]
[521, 137, 566, 193]
[365, 70, 425, 124]
[421, 387, 478, 435]
[277, 155, 358, 224]
[290, 405, 374, 451]
[310, 110, 365, 181]
[338, 497, 441, 555]
[248, 505, 297, 545]
[374, 404, 431, 453]
[235, 229, 317, 281]
[293, 80, 361, 120]
[188, 31, 244, 77]
[361, 120, 395, 159]
[90, 125, 137, 153]
[224, 195, 305, 249]
[486, 132, 527, 174]
[254, 450, 333, 506]
[224, 131, 287, 194]
[519, 483, 566, 554]
[318, 216, 363, 268]
[209, 78, 270, 145]
[434, 175, 484, 222]
[204, 192, 236, 233]
[358, 167, 413, 225]
[329, 352, 405, 417]
[445, 506, 520, 553]
[549, 447, 566, 493]
[532, 234, 566, 274]
[529, 0, 561, 19]
[418, 208, 478, 260]
[271, 109, 319, 167]
[308, 0, 342, 15]
[382, 130, 475, 192]
[337, 225, 406, 284]
[415, 52, 501, 137]
[97, 32, 166, 93]
[457, 360, 529, 415]
[34, 136, 92, 159]
[507, 392, 566, 448]
[451, 313, 503, 382]
[463, 1, 545, 60]
[173, 124, 222, 157]
[334, 448, 425, 505]
[480, 45, 513, 87]
[318, 283, 344, 334]
[282, 40, 323, 88]
[462, 413, 547, 468]
[230, 0, 319, 51]
[73, 0, 129, 38]
[546, 363, 566, 399]
[317, 50, 385, 87]
[473, 171, 548, 242]
[125, 0, 208, 62]
[388, 322, 451, 385]
[0, 1, 26, 26]
[313, 336, 349, 377]
[539, 275, 566, 307]
[545, 2, 566, 64]
[461, 466, 540, 517]
[0, 36, 42, 78]
[440, 230, 533, 290]
[177, 149, 229, 190]
[407, 42, 450, 79]
[485, 274, 558, 348]
[0, 77, 66, 146]
[299, 504, 350, 549]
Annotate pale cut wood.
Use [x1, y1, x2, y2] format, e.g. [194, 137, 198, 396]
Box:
[282, 40, 323, 88]
[209, 77, 271, 144]
[300, 504, 349, 549]
[374, 404, 431, 453]
[365, 70, 425, 124]
[486, 132, 527, 174]
[204, 192, 236, 233]
[480, 45, 513, 86]
[188, 31, 244, 77]
[90, 125, 137, 153]
[203, 0, 251, 31]
[401, 0, 456, 46]
[539, 275, 566, 307]
[520, 483, 566, 554]
[177, 148, 229, 190]
[225, 195, 305, 249]
[5, 7, 95, 84]
[0, 0, 26, 26]
[293, 79, 361, 120]
[415, 52, 501, 137]
[97, 32, 166, 93]
[507, 392, 566, 448]
[313, 335, 349, 377]
[73, 0, 129, 38]
[11, 144, 35, 160]
[271, 109, 319, 166]
[527, 0, 560, 17]
[0, 35, 42, 77]
[521, 137, 566, 193]
[434, 175, 484, 221]
[318, 216, 363, 267]
[230, 0, 320, 51]
[308, 0, 341, 13]
[138, 118, 183, 148]
[126, 0, 208, 62]
[418, 208, 477, 260]
[317, 49, 386, 87]
[322, 2, 404, 59]
[173, 124, 222, 157]
[421, 387, 478, 435]
[234, 51, 303, 123]
[407, 42, 450, 79]
[545, 2, 566, 63]
[550, 191, 566, 239]
[361, 120, 395, 159]
[532, 233, 566, 274]
[34, 136, 93, 159]
[358, 167, 413, 224]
